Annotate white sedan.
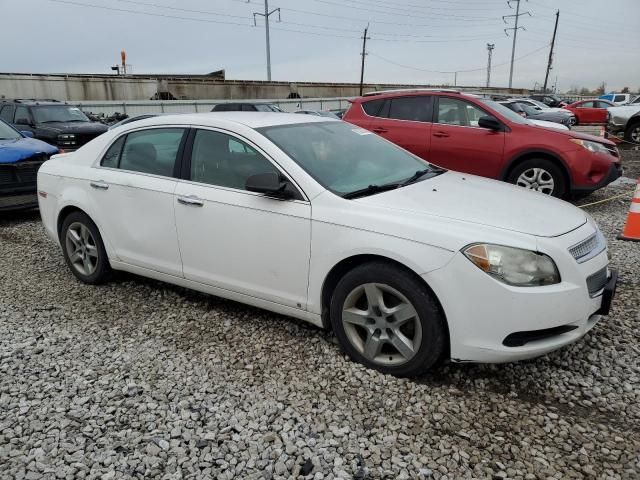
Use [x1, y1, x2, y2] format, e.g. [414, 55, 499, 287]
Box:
[37, 113, 617, 376]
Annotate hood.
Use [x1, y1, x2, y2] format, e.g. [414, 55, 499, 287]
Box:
[0, 137, 59, 164]
[608, 104, 640, 115]
[530, 111, 571, 122]
[355, 172, 586, 238]
[529, 119, 568, 130]
[35, 121, 109, 134]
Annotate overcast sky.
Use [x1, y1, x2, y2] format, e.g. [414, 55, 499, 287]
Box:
[2, 0, 639, 92]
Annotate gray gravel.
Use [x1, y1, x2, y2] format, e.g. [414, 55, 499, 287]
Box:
[1, 149, 639, 479]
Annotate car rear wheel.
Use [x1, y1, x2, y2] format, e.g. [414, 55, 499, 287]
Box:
[329, 262, 446, 377]
[60, 211, 112, 284]
[624, 121, 640, 144]
[507, 158, 567, 198]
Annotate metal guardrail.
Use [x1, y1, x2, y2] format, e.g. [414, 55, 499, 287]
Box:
[72, 98, 353, 116]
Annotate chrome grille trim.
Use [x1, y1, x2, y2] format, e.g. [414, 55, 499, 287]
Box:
[586, 267, 608, 298]
[569, 230, 606, 264]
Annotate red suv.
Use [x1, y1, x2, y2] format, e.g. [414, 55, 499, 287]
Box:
[343, 90, 622, 198]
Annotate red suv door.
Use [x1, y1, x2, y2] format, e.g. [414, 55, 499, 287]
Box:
[360, 95, 433, 160]
[429, 96, 505, 178]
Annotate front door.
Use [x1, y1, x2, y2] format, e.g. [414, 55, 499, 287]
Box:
[174, 128, 311, 309]
[575, 101, 599, 124]
[92, 127, 186, 276]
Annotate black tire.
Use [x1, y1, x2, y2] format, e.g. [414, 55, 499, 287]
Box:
[59, 211, 112, 284]
[624, 120, 640, 144]
[507, 158, 567, 199]
[329, 262, 446, 377]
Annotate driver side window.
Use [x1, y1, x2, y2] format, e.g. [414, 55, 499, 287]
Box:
[189, 130, 279, 191]
[436, 98, 486, 127]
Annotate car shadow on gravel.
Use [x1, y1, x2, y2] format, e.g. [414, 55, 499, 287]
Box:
[0, 208, 40, 224]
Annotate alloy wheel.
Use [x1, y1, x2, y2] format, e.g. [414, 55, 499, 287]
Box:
[631, 125, 640, 144]
[65, 222, 99, 276]
[516, 167, 555, 195]
[341, 283, 422, 366]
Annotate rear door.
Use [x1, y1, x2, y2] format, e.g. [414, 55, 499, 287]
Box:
[594, 101, 612, 123]
[575, 101, 598, 123]
[367, 95, 433, 160]
[429, 96, 505, 178]
[92, 127, 187, 276]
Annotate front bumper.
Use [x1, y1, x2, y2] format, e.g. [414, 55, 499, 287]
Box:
[571, 162, 623, 195]
[423, 223, 616, 363]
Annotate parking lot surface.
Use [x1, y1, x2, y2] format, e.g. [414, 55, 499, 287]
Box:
[1, 150, 639, 480]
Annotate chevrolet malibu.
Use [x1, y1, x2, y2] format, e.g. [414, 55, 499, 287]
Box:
[37, 113, 617, 376]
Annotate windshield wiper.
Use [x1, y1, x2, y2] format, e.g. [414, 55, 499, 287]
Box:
[398, 168, 437, 187]
[342, 183, 400, 199]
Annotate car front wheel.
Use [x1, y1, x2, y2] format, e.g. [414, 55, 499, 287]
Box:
[507, 158, 567, 198]
[330, 262, 446, 377]
[60, 211, 112, 284]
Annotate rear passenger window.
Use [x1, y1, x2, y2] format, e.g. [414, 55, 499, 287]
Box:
[0, 105, 15, 123]
[101, 136, 125, 168]
[190, 130, 279, 191]
[362, 99, 385, 116]
[388, 96, 433, 122]
[579, 101, 595, 108]
[118, 128, 185, 177]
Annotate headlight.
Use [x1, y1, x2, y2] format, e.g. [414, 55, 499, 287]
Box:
[569, 138, 609, 154]
[463, 244, 560, 287]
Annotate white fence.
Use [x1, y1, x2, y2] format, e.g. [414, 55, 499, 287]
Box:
[72, 98, 353, 116]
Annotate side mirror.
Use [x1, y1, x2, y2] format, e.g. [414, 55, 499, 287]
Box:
[478, 115, 502, 130]
[245, 172, 297, 199]
[20, 130, 34, 138]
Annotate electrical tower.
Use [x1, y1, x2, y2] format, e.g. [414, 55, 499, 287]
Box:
[503, 0, 531, 88]
[253, 0, 281, 81]
[486, 44, 495, 87]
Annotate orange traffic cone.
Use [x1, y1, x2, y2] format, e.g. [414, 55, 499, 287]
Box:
[618, 179, 640, 242]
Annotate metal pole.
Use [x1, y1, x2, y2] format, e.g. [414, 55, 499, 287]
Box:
[265, 0, 271, 81]
[454, 72, 457, 86]
[508, 0, 520, 88]
[543, 10, 559, 92]
[359, 25, 369, 96]
[486, 44, 495, 88]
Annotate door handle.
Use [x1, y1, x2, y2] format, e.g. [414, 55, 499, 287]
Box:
[433, 131, 450, 138]
[90, 181, 109, 190]
[177, 196, 204, 207]
[372, 127, 388, 133]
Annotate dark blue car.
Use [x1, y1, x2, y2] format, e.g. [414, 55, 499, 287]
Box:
[0, 119, 59, 211]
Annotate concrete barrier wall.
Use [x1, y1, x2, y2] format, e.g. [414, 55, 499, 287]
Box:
[0, 73, 531, 101]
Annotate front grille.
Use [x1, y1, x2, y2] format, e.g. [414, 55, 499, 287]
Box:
[0, 166, 16, 184]
[0, 159, 45, 185]
[14, 160, 45, 183]
[587, 267, 608, 297]
[569, 230, 606, 263]
[76, 132, 102, 146]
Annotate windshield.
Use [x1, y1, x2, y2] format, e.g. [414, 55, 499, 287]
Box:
[0, 120, 22, 140]
[31, 106, 90, 123]
[477, 99, 531, 125]
[258, 121, 440, 196]
[528, 99, 550, 109]
[519, 103, 540, 116]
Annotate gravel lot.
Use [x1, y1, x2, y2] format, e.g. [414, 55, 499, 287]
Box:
[1, 149, 639, 480]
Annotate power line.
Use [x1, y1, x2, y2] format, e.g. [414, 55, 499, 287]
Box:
[368, 43, 550, 74]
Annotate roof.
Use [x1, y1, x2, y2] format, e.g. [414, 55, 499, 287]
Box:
[1, 99, 64, 105]
[355, 89, 468, 102]
[122, 112, 337, 130]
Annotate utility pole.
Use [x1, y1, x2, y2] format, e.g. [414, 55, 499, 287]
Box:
[543, 9, 559, 93]
[486, 43, 495, 87]
[359, 24, 370, 96]
[253, 0, 281, 81]
[503, 0, 531, 88]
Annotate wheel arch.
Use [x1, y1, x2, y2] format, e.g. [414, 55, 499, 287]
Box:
[501, 149, 572, 188]
[57, 205, 89, 240]
[320, 254, 450, 357]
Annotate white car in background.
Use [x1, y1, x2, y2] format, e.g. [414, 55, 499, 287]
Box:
[37, 113, 617, 376]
